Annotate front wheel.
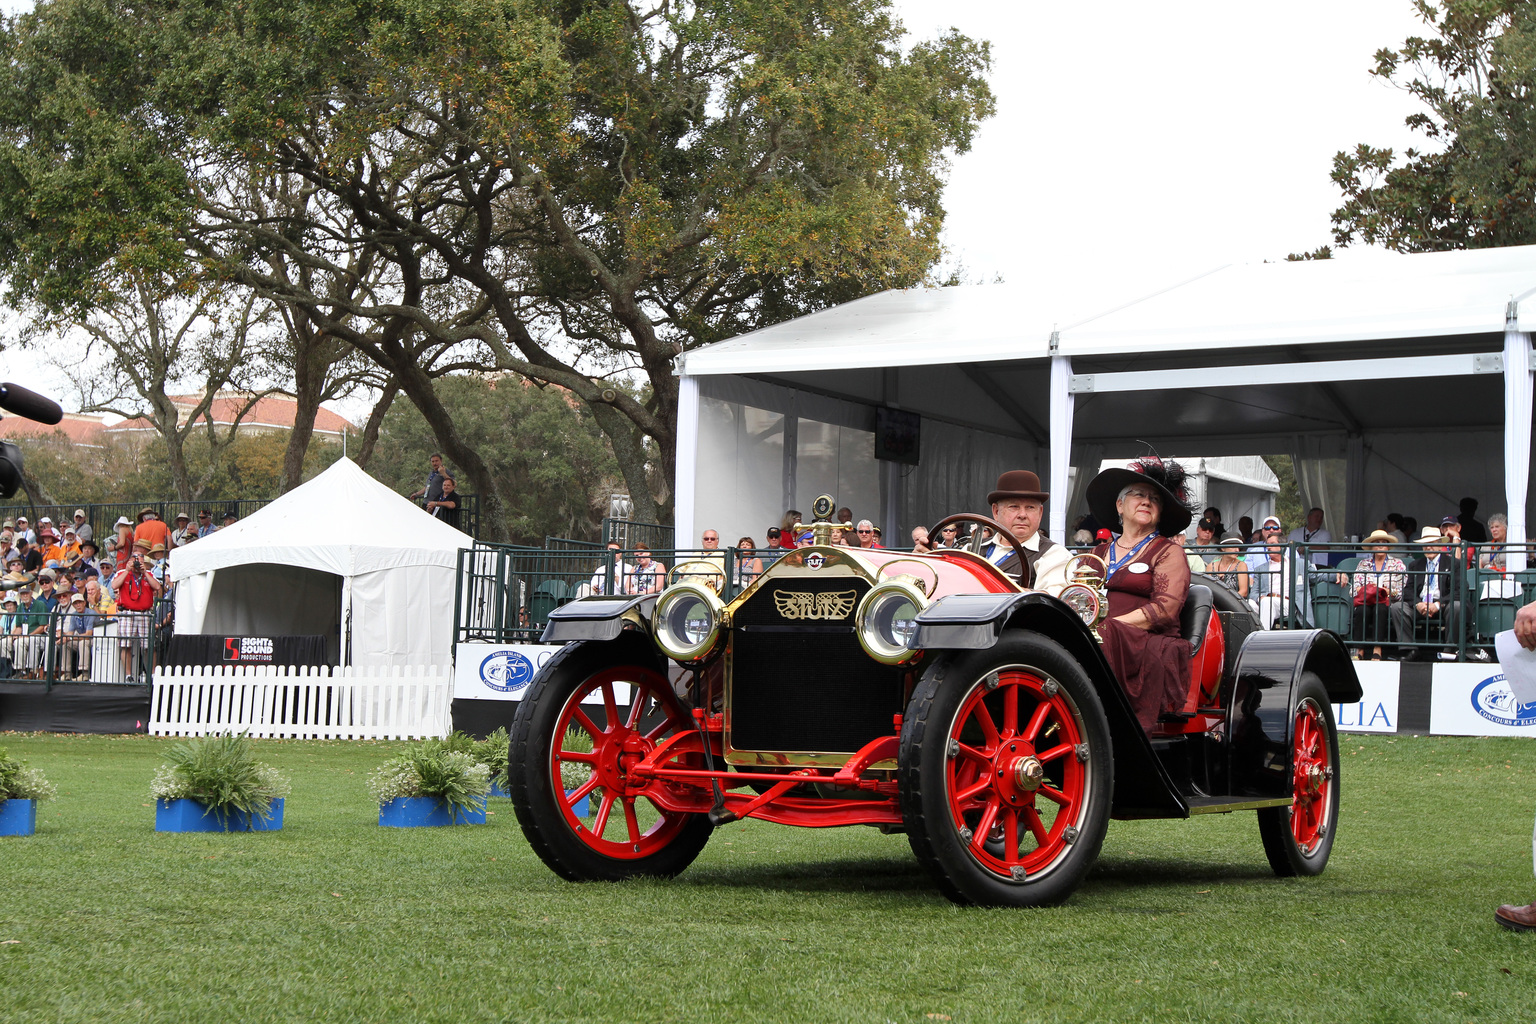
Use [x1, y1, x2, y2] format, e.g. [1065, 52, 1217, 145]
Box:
[900, 632, 1114, 906]
[1257, 672, 1340, 877]
[509, 637, 713, 882]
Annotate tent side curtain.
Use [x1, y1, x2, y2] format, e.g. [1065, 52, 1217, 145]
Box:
[347, 564, 458, 669]
[199, 563, 344, 664]
[695, 375, 1040, 545]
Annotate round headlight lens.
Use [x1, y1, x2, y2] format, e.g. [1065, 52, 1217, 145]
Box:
[653, 583, 723, 662]
[1058, 583, 1101, 626]
[856, 580, 928, 665]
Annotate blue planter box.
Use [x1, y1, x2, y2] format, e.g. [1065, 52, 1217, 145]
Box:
[155, 798, 284, 833]
[0, 798, 37, 836]
[378, 795, 487, 827]
[568, 790, 590, 817]
[488, 780, 509, 798]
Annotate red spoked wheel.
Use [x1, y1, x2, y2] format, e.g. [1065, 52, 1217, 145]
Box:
[510, 637, 713, 881]
[1258, 672, 1339, 877]
[551, 666, 699, 859]
[901, 632, 1113, 907]
[946, 668, 1088, 880]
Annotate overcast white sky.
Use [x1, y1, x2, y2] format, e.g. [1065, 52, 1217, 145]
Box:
[1, 0, 1432, 419]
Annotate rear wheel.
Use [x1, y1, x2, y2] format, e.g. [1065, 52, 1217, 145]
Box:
[1258, 672, 1339, 877]
[900, 632, 1113, 906]
[509, 637, 713, 881]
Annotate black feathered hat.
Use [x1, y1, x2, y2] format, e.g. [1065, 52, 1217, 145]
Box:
[1085, 456, 1195, 537]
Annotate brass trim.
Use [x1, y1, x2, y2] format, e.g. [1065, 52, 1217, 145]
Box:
[1186, 796, 1293, 814]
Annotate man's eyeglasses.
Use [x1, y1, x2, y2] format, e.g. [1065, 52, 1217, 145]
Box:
[856, 528, 872, 534]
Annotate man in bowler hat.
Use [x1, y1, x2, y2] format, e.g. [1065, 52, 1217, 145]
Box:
[981, 470, 1071, 595]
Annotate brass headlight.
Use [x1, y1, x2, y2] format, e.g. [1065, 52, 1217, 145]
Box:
[856, 578, 928, 665]
[652, 582, 725, 663]
[1058, 583, 1101, 627]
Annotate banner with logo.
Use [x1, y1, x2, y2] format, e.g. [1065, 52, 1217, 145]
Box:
[452, 643, 628, 706]
[1429, 662, 1536, 737]
[1334, 662, 1400, 734]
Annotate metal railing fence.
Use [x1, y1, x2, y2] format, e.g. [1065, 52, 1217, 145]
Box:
[2, 599, 168, 689]
[453, 537, 1533, 662]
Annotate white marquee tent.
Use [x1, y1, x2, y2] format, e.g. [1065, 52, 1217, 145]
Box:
[168, 458, 473, 667]
[675, 245, 1536, 570]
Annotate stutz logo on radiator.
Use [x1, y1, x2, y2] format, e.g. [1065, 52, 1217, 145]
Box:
[773, 589, 858, 621]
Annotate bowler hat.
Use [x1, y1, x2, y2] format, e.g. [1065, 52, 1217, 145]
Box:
[986, 470, 1048, 505]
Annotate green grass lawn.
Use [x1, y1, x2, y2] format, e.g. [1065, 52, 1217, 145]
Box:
[2, 732, 1536, 1023]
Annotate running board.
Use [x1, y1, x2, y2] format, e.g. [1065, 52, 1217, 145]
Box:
[1185, 796, 1292, 815]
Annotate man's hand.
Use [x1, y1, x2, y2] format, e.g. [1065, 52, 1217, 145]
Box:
[1426, 602, 1440, 616]
[1516, 603, 1536, 651]
[1416, 601, 1429, 615]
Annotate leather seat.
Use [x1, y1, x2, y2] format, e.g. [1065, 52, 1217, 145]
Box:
[1180, 584, 1214, 655]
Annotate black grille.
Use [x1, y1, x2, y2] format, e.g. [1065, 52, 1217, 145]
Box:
[728, 578, 903, 753]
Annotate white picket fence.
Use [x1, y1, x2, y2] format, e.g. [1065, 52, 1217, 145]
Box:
[148, 665, 452, 740]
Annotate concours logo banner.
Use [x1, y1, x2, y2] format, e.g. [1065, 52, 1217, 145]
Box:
[1334, 662, 1400, 734]
[1429, 662, 1536, 737]
[452, 643, 629, 706]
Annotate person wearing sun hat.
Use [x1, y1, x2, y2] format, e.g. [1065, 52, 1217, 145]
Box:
[1336, 530, 1407, 660]
[1390, 525, 1465, 661]
[1083, 456, 1197, 730]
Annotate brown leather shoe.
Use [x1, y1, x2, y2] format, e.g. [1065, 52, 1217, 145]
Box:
[1496, 902, 1536, 931]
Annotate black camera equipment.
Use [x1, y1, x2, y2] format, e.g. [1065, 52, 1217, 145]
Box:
[0, 381, 65, 500]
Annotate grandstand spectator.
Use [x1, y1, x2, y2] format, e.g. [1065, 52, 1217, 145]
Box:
[59, 592, 97, 679]
[34, 569, 58, 611]
[1392, 527, 1465, 660]
[590, 542, 631, 596]
[73, 540, 100, 581]
[13, 515, 33, 545]
[735, 538, 764, 587]
[629, 545, 667, 594]
[1338, 530, 1406, 660]
[1481, 513, 1511, 571]
[1288, 507, 1332, 566]
[71, 509, 92, 545]
[1384, 512, 1408, 542]
[39, 527, 66, 568]
[854, 519, 881, 548]
[762, 527, 786, 562]
[1237, 515, 1255, 544]
[18, 537, 40, 575]
[222, 509, 238, 528]
[836, 506, 854, 529]
[133, 508, 170, 552]
[934, 523, 961, 549]
[1174, 532, 1206, 573]
[409, 453, 446, 503]
[1200, 506, 1225, 538]
[170, 512, 197, 547]
[10, 583, 46, 677]
[912, 526, 933, 553]
[84, 577, 115, 615]
[196, 509, 216, 537]
[111, 545, 161, 680]
[428, 476, 460, 528]
[0, 591, 17, 672]
[111, 517, 133, 570]
[699, 529, 728, 573]
[57, 528, 83, 569]
[1457, 496, 1488, 543]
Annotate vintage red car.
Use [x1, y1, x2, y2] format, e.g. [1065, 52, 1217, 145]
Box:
[508, 496, 1362, 906]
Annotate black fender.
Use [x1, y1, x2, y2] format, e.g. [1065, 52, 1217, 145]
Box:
[1226, 629, 1361, 801]
[539, 594, 656, 644]
[914, 593, 1187, 819]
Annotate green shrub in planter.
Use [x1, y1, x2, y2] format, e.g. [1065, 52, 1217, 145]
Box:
[150, 733, 291, 823]
[367, 740, 491, 821]
[0, 747, 57, 836]
[472, 727, 510, 793]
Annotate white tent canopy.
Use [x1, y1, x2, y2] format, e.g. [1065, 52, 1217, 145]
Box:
[169, 458, 472, 667]
[676, 245, 1536, 571]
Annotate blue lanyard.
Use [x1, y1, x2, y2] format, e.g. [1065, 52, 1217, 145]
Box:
[1106, 533, 1155, 576]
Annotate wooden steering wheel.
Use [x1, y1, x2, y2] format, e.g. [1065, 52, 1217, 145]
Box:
[926, 513, 1034, 589]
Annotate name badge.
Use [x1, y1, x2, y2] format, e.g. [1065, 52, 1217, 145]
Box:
[1127, 562, 1151, 574]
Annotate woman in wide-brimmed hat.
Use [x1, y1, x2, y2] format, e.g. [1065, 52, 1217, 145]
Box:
[1337, 530, 1406, 660]
[1083, 456, 1196, 731]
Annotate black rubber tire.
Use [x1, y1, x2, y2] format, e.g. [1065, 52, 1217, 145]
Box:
[509, 636, 713, 882]
[899, 631, 1113, 907]
[1257, 671, 1340, 877]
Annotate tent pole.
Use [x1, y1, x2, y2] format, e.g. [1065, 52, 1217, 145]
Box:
[1048, 338, 1073, 541]
[675, 372, 700, 546]
[1504, 307, 1532, 573]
